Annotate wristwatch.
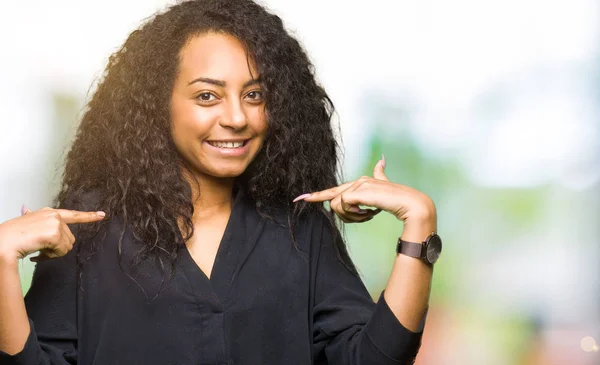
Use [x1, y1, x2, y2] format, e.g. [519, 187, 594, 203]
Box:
[396, 233, 442, 265]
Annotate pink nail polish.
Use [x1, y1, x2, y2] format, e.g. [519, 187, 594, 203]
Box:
[381, 153, 386, 169]
[347, 206, 359, 213]
[293, 193, 311, 203]
[348, 206, 369, 214]
[21, 204, 27, 215]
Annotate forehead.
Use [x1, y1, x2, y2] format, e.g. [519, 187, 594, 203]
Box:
[177, 32, 258, 82]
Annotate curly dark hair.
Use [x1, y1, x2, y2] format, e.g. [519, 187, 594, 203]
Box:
[56, 0, 353, 280]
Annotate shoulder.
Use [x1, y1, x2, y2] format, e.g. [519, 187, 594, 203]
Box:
[57, 189, 125, 249]
[250, 199, 337, 251]
[58, 189, 104, 212]
[288, 207, 342, 251]
[258, 202, 333, 233]
[294, 208, 357, 274]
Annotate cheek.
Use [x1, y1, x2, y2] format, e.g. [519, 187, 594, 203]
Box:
[171, 103, 217, 138]
[249, 107, 268, 136]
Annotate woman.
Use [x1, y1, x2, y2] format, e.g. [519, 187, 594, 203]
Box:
[0, 0, 439, 364]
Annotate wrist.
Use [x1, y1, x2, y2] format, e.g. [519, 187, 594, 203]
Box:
[401, 218, 437, 243]
[395, 198, 437, 236]
[0, 249, 20, 269]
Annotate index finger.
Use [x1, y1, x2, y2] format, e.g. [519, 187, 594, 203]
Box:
[301, 182, 354, 202]
[56, 209, 106, 224]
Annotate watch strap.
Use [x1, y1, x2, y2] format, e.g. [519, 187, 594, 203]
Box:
[396, 238, 424, 259]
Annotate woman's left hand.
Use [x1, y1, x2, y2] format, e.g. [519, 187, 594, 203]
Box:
[293, 156, 437, 235]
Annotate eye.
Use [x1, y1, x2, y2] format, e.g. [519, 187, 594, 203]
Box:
[196, 92, 217, 103]
[245, 90, 264, 103]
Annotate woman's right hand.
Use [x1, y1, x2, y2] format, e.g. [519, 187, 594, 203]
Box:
[0, 207, 105, 264]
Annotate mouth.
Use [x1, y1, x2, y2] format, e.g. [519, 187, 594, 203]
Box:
[206, 139, 250, 149]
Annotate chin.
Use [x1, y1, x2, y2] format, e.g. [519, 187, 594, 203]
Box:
[189, 157, 254, 180]
[208, 166, 248, 179]
[215, 171, 244, 179]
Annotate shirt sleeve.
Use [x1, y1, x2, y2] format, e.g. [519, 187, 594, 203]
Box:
[0, 248, 78, 364]
[311, 215, 425, 365]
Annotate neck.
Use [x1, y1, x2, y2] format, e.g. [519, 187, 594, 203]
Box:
[184, 170, 235, 220]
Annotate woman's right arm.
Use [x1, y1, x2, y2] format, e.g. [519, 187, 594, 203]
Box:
[0, 208, 104, 362]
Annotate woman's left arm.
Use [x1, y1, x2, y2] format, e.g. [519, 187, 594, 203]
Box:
[297, 155, 436, 332]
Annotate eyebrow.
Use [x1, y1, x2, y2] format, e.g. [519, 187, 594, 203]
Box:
[187, 77, 261, 88]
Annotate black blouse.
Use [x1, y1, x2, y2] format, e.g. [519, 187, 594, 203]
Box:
[0, 189, 424, 364]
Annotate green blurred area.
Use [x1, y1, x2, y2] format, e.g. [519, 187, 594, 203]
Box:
[339, 101, 592, 364]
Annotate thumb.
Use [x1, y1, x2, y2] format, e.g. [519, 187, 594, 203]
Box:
[373, 154, 389, 181]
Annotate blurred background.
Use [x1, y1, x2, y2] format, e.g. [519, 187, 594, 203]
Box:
[0, 0, 598, 364]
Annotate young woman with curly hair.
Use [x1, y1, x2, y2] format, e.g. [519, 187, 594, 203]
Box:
[0, 1, 440, 364]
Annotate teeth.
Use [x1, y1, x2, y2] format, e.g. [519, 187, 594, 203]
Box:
[209, 141, 244, 148]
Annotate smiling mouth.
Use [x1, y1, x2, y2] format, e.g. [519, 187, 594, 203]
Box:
[206, 140, 249, 149]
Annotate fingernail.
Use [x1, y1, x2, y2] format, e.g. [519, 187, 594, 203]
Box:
[347, 206, 359, 213]
[348, 206, 369, 214]
[96, 211, 106, 217]
[21, 204, 27, 215]
[381, 153, 386, 169]
[293, 193, 311, 203]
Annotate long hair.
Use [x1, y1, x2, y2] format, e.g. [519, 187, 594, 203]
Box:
[56, 0, 354, 277]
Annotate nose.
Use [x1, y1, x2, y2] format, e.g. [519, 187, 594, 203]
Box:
[219, 99, 248, 130]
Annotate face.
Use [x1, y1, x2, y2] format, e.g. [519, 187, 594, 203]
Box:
[170, 32, 267, 181]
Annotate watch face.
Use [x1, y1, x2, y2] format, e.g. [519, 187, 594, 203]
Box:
[425, 234, 442, 264]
